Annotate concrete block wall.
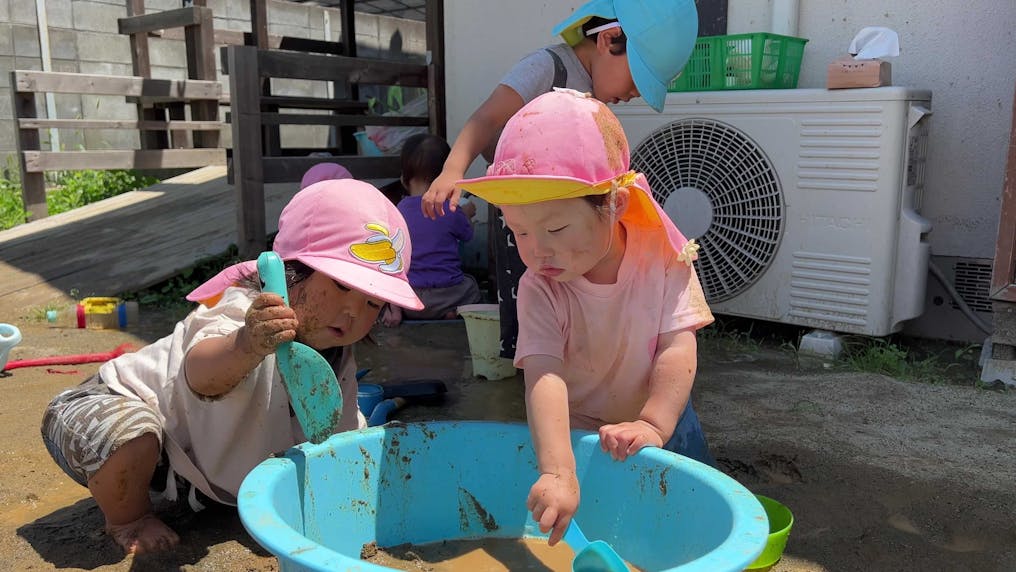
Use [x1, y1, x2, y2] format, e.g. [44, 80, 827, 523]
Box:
[0, 0, 428, 163]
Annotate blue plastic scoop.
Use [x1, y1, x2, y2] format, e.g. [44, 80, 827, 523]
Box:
[257, 252, 343, 444]
[563, 520, 628, 572]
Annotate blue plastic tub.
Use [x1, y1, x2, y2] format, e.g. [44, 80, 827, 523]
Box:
[238, 421, 768, 571]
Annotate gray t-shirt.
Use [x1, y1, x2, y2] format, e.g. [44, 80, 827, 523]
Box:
[499, 43, 593, 104]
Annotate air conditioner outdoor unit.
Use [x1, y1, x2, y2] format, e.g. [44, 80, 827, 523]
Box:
[614, 87, 932, 336]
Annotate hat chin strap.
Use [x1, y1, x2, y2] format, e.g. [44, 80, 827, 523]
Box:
[585, 21, 621, 36]
[593, 191, 621, 273]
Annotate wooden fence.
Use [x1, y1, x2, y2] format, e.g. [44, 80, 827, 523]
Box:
[9, 0, 447, 262]
[10, 70, 226, 221]
[224, 45, 433, 259]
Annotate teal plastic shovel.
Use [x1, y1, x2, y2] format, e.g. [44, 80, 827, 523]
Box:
[563, 520, 628, 572]
[257, 252, 343, 444]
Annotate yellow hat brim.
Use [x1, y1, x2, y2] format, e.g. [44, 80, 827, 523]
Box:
[458, 172, 636, 206]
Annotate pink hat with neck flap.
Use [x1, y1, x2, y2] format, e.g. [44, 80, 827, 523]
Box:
[187, 179, 424, 310]
[457, 88, 692, 257]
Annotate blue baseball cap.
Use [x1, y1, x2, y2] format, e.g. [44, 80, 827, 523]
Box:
[553, 0, 698, 112]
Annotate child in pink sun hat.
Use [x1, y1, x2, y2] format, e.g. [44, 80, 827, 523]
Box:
[458, 88, 715, 546]
[423, 0, 699, 367]
[40, 179, 422, 555]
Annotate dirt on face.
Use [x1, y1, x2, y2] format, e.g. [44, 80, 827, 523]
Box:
[0, 311, 1013, 572]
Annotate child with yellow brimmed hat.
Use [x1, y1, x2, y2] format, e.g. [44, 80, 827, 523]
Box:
[422, 0, 699, 366]
[457, 88, 715, 547]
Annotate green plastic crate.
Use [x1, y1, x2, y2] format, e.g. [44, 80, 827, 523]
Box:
[669, 33, 808, 92]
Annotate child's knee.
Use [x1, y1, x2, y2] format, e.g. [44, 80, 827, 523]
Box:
[42, 387, 164, 486]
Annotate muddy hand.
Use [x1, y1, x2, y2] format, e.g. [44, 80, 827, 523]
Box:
[599, 420, 665, 461]
[526, 471, 580, 546]
[241, 293, 298, 357]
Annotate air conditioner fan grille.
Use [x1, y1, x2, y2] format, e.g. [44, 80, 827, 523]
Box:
[630, 118, 784, 302]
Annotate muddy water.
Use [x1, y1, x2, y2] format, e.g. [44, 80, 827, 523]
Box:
[362, 538, 642, 571]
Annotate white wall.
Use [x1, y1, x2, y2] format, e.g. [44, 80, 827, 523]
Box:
[444, 0, 1016, 260]
[444, 1, 585, 270]
[444, 0, 584, 178]
[728, 0, 1015, 258]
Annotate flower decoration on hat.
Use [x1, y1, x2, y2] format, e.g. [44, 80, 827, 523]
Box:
[677, 239, 700, 267]
[611, 171, 638, 193]
[349, 222, 405, 274]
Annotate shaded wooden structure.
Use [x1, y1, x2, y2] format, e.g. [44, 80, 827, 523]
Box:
[982, 80, 1016, 384]
[224, 45, 432, 258]
[10, 70, 227, 221]
[9, 0, 446, 264]
[10, 0, 227, 222]
[226, 0, 445, 259]
[0, 166, 298, 312]
[121, 0, 221, 151]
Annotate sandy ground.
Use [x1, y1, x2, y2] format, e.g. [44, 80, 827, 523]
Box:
[0, 309, 1013, 572]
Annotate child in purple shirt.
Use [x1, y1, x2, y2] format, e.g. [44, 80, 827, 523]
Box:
[383, 134, 482, 326]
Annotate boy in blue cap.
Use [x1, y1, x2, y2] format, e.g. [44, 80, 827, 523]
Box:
[422, 0, 699, 360]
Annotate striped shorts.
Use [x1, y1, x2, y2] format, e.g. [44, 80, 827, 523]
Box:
[41, 375, 164, 487]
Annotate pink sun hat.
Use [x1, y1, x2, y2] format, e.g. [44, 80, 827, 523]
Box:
[300, 162, 353, 189]
[456, 88, 692, 256]
[187, 179, 424, 310]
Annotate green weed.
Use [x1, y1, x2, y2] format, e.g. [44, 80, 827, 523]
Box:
[0, 166, 159, 230]
[695, 315, 983, 387]
[21, 288, 81, 323]
[0, 157, 28, 229]
[840, 337, 970, 384]
[122, 246, 241, 313]
[0, 179, 26, 230]
[47, 170, 159, 214]
[699, 317, 764, 353]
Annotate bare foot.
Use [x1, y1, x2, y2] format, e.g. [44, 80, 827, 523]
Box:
[106, 513, 180, 554]
[381, 305, 402, 327]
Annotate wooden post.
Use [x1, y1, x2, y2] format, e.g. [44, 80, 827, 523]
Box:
[167, 102, 189, 148]
[425, 0, 446, 139]
[227, 46, 267, 260]
[11, 79, 47, 221]
[337, 0, 358, 154]
[185, 5, 219, 148]
[249, 0, 268, 49]
[126, 0, 150, 79]
[126, 0, 167, 151]
[987, 79, 1016, 365]
[246, 0, 278, 156]
[989, 80, 1016, 304]
[980, 80, 1016, 386]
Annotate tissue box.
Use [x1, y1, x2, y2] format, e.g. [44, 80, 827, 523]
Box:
[827, 55, 891, 89]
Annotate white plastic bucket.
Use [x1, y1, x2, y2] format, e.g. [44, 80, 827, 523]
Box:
[457, 304, 517, 380]
[0, 323, 22, 371]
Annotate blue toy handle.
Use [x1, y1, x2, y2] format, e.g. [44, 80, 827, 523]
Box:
[367, 398, 400, 426]
[256, 252, 289, 305]
[563, 520, 589, 551]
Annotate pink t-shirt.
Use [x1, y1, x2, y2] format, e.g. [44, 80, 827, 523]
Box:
[514, 222, 714, 430]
